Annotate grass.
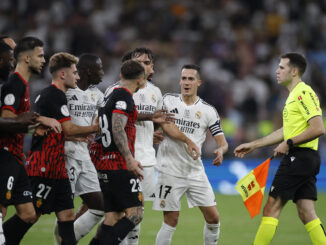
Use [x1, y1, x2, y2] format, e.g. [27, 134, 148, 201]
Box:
[5, 193, 326, 244]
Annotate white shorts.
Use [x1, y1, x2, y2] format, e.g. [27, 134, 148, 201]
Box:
[152, 172, 216, 211]
[65, 156, 101, 196]
[140, 166, 156, 201]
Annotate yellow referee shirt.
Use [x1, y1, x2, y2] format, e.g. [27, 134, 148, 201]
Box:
[283, 82, 322, 151]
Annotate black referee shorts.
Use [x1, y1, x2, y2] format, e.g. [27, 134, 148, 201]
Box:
[269, 147, 320, 202]
[0, 149, 33, 206]
[99, 170, 143, 213]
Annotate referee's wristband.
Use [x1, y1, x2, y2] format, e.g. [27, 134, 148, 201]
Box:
[286, 139, 294, 149]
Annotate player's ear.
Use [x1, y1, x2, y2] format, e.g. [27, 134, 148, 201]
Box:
[197, 79, 202, 87]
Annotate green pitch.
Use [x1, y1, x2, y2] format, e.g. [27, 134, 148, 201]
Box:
[6, 194, 326, 244]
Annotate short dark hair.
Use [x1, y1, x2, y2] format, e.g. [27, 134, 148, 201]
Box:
[131, 47, 154, 62]
[281, 53, 307, 76]
[0, 42, 12, 55]
[182, 64, 201, 78]
[14, 36, 43, 60]
[77, 53, 100, 70]
[121, 51, 132, 63]
[121, 60, 144, 80]
[49, 52, 78, 74]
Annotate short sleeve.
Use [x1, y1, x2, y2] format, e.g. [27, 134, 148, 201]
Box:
[112, 89, 134, 116]
[156, 88, 163, 110]
[207, 107, 223, 136]
[36, 88, 71, 123]
[1, 75, 25, 113]
[295, 90, 322, 121]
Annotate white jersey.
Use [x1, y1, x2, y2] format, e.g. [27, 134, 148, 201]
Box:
[156, 93, 223, 178]
[105, 81, 163, 166]
[65, 85, 104, 160]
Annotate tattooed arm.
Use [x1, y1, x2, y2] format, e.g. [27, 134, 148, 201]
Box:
[112, 113, 143, 179]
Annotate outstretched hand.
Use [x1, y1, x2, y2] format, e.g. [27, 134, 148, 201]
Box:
[234, 143, 255, 158]
[16, 111, 39, 126]
[152, 109, 175, 124]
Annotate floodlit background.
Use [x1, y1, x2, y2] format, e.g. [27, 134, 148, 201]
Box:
[2, 1, 326, 244]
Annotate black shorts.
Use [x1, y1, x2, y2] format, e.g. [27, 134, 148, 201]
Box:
[30, 177, 74, 214]
[99, 170, 142, 212]
[0, 149, 33, 206]
[269, 147, 320, 202]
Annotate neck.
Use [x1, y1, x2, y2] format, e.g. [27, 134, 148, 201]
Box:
[120, 80, 137, 94]
[52, 79, 67, 93]
[77, 79, 89, 91]
[286, 77, 302, 92]
[182, 94, 198, 105]
[15, 63, 32, 82]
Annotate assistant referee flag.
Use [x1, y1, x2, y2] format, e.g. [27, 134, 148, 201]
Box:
[235, 158, 271, 218]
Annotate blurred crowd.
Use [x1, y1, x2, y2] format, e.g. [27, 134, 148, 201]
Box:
[1, 0, 326, 158]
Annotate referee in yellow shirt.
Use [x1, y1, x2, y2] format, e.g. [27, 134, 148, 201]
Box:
[234, 53, 326, 245]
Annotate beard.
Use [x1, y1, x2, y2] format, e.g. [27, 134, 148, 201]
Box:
[29, 66, 41, 74]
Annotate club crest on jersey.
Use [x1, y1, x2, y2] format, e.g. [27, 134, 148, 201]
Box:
[184, 109, 190, 118]
[152, 94, 156, 103]
[91, 93, 95, 102]
[116, 101, 127, 110]
[61, 105, 70, 117]
[4, 94, 15, 105]
[195, 111, 202, 119]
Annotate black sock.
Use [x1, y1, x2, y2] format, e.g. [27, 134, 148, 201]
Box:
[99, 224, 113, 245]
[58, 220, 77, 245]
[89, 237, 100, 245]
[3, 214, 34, 245]
[112, 217, 135, 243]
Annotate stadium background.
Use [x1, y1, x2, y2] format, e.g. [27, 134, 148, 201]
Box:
[2, 1, 326, 244]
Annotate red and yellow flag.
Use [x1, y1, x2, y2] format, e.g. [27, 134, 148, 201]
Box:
[235, 158, 271, 218]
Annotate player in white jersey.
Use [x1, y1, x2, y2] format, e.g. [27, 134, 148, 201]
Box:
[153, 64, 228, 245]
[53, 54, 105, 244]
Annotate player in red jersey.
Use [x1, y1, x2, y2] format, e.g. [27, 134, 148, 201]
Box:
[0, 36, 61, 245]
[25, 52, 99, 244]
[94, 60, 145, 245]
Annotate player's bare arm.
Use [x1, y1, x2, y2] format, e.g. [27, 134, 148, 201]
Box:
[112, 113, 144, 179]
[212, 134, 228, 166]
[161, 122, 200, 160]
[36, 115, 62, 133]
[234, 127, 284, 158]
[273, 116, 325, 157]
[0, 111, 39, 133]
[153, 130, 164, 144]
[137, 109, 174, 124]
[61, 120, 99, 137]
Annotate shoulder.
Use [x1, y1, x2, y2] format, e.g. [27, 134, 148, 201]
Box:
[147, 81, 161, 93]
[163, 93, 179, 100]
[4, 73, 26, 89]
[104, 81, 119, 97]
[199, 98, 220, 116]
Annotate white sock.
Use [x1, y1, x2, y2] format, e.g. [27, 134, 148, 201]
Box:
[74, 209, 104, 241]
[0, 213, 5, 245]
[126, 223, 141, 245]
[53, 218, 60, 245]
[203, 222, 220, 245]
[155, 222, 176, 245]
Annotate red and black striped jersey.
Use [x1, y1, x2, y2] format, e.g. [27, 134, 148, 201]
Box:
[95, 87, 138, 171]
[26, 85, 71, 179]
[0, 72, 30, 165]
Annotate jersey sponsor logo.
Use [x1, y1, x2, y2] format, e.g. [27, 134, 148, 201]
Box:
[174, 118, 200, 134]
[69, 95, 78, 101]
[4, 94, 15, 105]
[136, 104, 156, 113]
[35, 95, 40, 103]
[170, 108, 179, 114]
[116, 101, 127, 110]
[61, 105, 70, 117]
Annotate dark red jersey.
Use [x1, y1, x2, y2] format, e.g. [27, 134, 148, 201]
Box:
[95, 87, 138, 171]
[26, 85, 71, 179]
[0, 72, 30, 165]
